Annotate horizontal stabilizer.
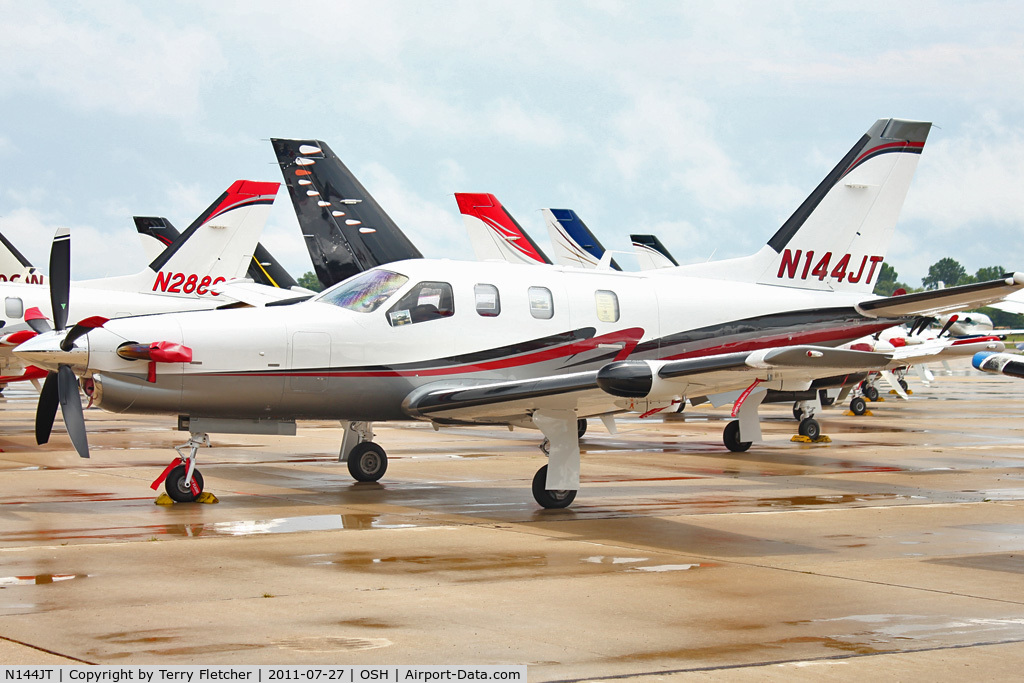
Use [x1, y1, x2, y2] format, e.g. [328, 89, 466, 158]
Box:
[858, 274, 1024, 319]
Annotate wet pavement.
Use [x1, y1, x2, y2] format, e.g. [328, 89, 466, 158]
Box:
[1, 372, 1024, 678]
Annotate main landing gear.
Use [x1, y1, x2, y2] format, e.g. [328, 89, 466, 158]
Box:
[340, 421, 388, 482]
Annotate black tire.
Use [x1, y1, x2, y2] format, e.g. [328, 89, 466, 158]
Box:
[864, 385, 880, 401]
[165, 464, 204, 503]
[532, 465, 576, 509]
[792, 403, 803, 421]
[347, 442, 388, 482]
[819, 389, 835, 407]
[898, 379, 909, 392]
[577, 418, 588, 439]
[850, 396, 868, 416]
[723, 420, 752, 453]
[798, 418, 821, 440]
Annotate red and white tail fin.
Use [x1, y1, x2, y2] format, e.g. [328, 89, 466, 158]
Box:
[678, 119, 931, 293]
[82, 180, 279, 297]
[456, 193, 550, 265]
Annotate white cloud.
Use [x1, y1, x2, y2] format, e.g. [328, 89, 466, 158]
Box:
[0, 1, 224, 120]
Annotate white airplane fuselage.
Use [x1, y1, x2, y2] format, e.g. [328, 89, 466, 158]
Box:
[30, 258, 899, 422]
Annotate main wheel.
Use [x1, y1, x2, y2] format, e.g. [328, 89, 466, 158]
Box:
[347, 442, 388, 482]
[898, 379, 909, 392]
[798, 417, 821, 440]
[532, 465, 576, 509]
[850, 396, 868, 416]
[165, 464, 204, 503]
[723, 420, 751, 453]
[577, 418, 588, 439]
[792, 403, 803, 421]
[864, 385, 880, 401]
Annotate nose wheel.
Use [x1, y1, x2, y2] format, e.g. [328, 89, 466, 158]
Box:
[165, 464, 205, 503]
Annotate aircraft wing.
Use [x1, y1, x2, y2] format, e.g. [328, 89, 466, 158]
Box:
[402, 345, 891, 424]
[887, 336, 1004, 366]
[857, 274, 1024, 319]
[210, 280, 315, 307]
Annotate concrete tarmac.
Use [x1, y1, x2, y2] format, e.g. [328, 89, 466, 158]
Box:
[1, 371, 1024, 680]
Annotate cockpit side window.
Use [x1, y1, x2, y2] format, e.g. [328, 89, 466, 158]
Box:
[316, 269, 408, 312]
[387, 281, 455, 326]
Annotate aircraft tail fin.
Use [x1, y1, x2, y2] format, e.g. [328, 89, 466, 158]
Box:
[135, 216, 296, 289]
[271, 138, 423, 289]
[678, 119, 931, 293]
[544, 209, 620, 270]
[134, 217, 179, 262]
[455, 193, 551, 265]
[84, 180, 279, 296]
[0, 229, 43, 284]
[630, 234, 679, 270]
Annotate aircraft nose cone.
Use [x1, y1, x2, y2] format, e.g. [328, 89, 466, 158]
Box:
[13, 332, 88, 371]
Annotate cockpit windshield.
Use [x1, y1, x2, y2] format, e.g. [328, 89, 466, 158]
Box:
[315, 269, 409, 312]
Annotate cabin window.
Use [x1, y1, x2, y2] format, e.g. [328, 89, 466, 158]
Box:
[595, 290, 619, 322]
[316, 269, 408, 313]
[4, 297, 23, 319]
[474, 284, 500, 317]
[387, 281, 455, 326]
[528, 286, 554, 319]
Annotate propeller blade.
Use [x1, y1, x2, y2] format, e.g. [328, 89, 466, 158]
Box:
[938, 315, 958, 338]
[57, 364, 89, 458]
[35, 371, 59, 445]
[61, 316, 108, 352]
[49, 228, 71, 332]
[23, 307, 52, 335]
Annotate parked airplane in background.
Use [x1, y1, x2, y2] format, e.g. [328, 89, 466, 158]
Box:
[544, 208, 621, 270]
[457, 192, 552, 265]
[0, 181, 280, 388]
[973, 349, 1024, 379]
[631, 234, 679, 270]
[134, 216, 299, 289]
[271, 138, 422, 289]
[17, 118, 1024, 511]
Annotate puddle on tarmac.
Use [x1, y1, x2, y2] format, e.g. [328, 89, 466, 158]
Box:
[0, 514, 420, 544]
[0, 574, 85, 586]
[755, 493, 912, 508]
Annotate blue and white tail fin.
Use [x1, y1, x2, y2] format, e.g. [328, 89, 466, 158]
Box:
[543, 209, 620, 270]
[82, 180, 279, 297]
[631, 234, 679, 270]
[677, 118, 931, 293]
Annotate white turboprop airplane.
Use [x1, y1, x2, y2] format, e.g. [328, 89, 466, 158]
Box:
[0, 180, 281, 387]
[15, 118, 1024, 511]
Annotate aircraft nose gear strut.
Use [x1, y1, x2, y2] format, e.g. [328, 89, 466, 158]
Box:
[151, 433, 212, 503]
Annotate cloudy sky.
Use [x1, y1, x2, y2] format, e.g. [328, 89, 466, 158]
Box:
[2, 1, 1023, 287]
